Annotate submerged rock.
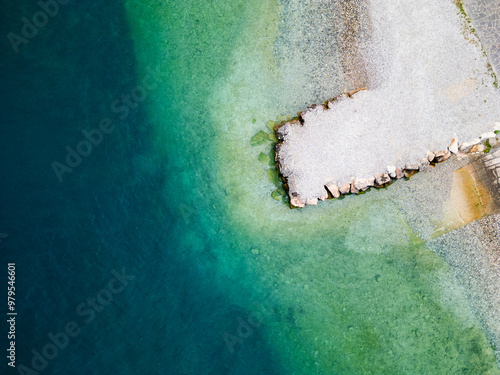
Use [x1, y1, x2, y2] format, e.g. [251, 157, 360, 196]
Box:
[251, 131, 269, 146]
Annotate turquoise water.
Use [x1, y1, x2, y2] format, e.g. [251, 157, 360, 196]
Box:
[1, 1, 499, 374]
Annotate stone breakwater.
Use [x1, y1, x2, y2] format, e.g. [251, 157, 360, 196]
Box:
[274, 90, 500, 208]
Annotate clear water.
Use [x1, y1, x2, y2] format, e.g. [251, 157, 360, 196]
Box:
[1, 1, 499, 374]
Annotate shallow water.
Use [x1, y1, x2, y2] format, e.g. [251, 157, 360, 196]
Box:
[1, 0, 499, 374]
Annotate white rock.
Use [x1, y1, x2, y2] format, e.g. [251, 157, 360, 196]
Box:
[339, 183, 351, 195]
[426, 151, 435, 162]
[404, 163, 419, 171]
[374, 173, 391, 186]
[318, 190, 329, 201]
[479, 132, 496, 140]
[488, 137, 498, 147]
[386, 165, 396, 178]
[353, 177, 375, 191]
[470, 144, 485, 153]
[459, 138, 481, 152]
[290, 196, 305, 208]
[305, 198, 318, 205]
[325, 183, 341, 198]
[419, 158, 430, 171]
[434, 150, 451, 162]
[448, 138, 459, 154]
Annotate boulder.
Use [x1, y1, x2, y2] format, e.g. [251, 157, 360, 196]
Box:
[459, 138, 481, 153]
[305, 198, 318, 205]
[386, 165, 396, 178]
[403, 164, 419, 177]
[395, 168, 404, 179]
[434, 150, 451, 162]
[325, 183, 341, 198]
[419, 158, 430, 171]
[479, 131, 496, 140]
[374, 173, 391, 187]
[470, 144, 485, 153]
[350, 182, 359, 194]
[448, 138, 459, 154]
[427, 150, 435, 162]
[318, 190, 329, 201]
[290, 195, 305, 208]
[353, 177, 375, 191]
[404, 163, 419, 171]
[339, 183, 351, 195]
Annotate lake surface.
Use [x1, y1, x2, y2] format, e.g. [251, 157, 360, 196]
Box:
[1, 1, 499, 374]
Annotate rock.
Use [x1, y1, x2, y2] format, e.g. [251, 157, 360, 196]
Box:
[258, 152, 270, 164]
[488, 137, 498, 147]
[395, 168, 404, 179]
[350, 182, 359, 194]
[403, 165, 419, 178]
[305, 198, 318, 205]
[290, 195, 305, 208]
[470, 144, 485, 153]
[404, 163, 419, 171]
[353, 177, 375, 191]
[434, 150, 451, 163]
[459, 138, 481, 153]
[250, 130, 269, 146]
[266, 120, 277, 131]
[339, 183, 351, 195]
[419, 158, 430, 171]
[287, 176, 304, 207]
[404, 164, 420, 177]
[448, 138, 459, 154]
[492, 149, 500, 158]
[268, 132, 279, 143]
[374, 173, 391, 187]
[386, 165, 396, 178]
[325, 183, 341, 198]
[318, 190, 329, 201]
[271, 189, 282, 201]
[427, 150, 435, 162]
[479, 131, 496, 140]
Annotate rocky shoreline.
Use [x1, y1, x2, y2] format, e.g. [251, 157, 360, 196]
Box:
[274, 90, 500, 208]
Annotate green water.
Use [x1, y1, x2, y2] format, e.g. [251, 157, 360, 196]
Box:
[124, 0, 499, 373]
